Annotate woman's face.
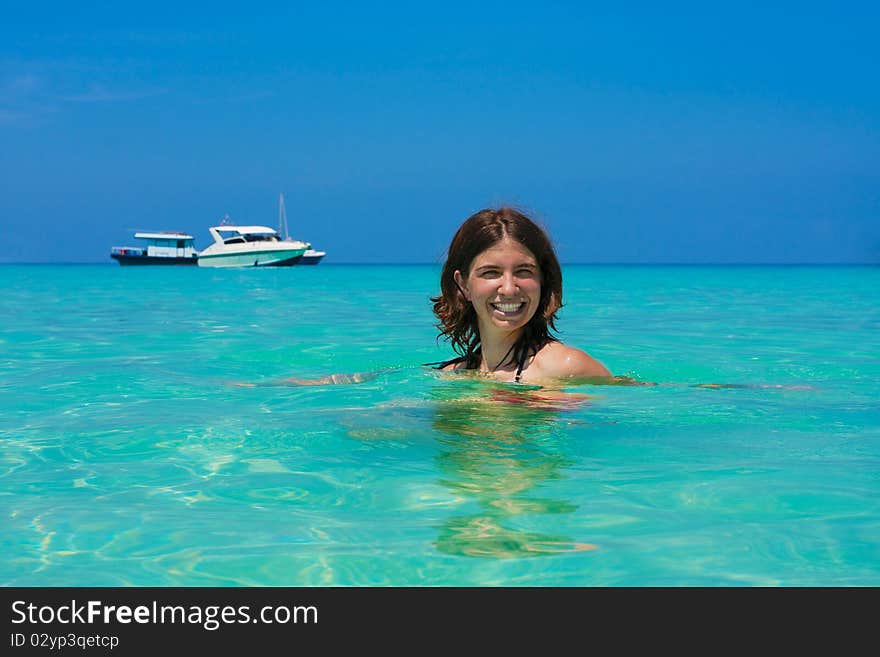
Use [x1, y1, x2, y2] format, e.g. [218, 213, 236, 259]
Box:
[454, 236, 542, 336]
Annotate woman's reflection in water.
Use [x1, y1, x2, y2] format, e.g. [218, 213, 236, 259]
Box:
[430, 380, 599, 558]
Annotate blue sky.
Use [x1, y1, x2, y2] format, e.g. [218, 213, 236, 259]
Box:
[1, 1, 878, 263]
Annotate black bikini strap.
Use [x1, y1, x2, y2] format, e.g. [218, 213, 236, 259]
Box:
[430, 341, 531, 381]
[514, 344, 529, 383]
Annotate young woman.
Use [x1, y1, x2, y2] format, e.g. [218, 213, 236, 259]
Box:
[235, 206, 617, 389]
[430, 206, 613, 386]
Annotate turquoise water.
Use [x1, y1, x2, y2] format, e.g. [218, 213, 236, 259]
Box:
[1, 264, 878, 586]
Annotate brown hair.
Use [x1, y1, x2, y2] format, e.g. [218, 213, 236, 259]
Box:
[431, 206, 563, 366]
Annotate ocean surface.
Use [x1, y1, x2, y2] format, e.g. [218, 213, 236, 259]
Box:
[1, 263, 878, 586]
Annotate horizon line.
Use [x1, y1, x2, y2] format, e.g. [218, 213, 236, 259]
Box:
[1, 260, 877, 267]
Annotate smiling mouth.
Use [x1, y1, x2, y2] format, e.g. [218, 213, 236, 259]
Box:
[491, 302, 526, 314]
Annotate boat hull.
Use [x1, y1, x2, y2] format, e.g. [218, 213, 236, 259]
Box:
[196, 248, 305, 268]
[298, 254, 324, 265]
[111, 254, 198, 266]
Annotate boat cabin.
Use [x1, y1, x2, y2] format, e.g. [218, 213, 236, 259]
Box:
[132, 232, 198, 258]
[110, 231, 198, 265]
[209, 226, 281, 245]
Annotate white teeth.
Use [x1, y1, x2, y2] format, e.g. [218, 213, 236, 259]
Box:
[493, 302, 523, 312]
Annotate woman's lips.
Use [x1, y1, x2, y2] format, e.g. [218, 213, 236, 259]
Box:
[491, 301, 526, 315]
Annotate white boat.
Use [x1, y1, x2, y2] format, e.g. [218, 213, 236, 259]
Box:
[111, 231, 199, 265]
[299, 249, 326, 265]
[196, 219, 309, 268]
[277, 193, 327, 265]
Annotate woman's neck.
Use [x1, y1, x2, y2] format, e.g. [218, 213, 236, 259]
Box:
[477, 330, 523, 373]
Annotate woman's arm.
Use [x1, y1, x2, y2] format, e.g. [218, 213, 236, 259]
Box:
[231, 370, 383, 387]
[279, 371, 380, 386]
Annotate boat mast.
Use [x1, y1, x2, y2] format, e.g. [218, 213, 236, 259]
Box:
[278, 192, 290, 240]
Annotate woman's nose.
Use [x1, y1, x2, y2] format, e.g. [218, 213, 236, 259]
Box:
[499, 274, 518, 295]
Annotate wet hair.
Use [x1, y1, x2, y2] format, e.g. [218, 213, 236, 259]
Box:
[431, 206, 563, 367]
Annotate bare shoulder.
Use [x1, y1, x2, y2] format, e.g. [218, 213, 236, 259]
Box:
[531, 341, 612, 380]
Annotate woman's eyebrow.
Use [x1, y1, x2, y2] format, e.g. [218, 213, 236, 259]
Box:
[474, 261, 536, 271]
